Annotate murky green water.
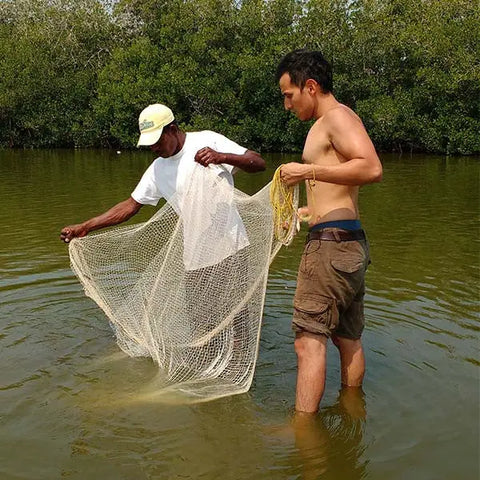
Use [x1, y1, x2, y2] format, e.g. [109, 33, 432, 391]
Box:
[0, 149, 478, 480]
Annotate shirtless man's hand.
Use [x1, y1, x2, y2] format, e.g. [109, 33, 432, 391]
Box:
[280, 162, 309, 186]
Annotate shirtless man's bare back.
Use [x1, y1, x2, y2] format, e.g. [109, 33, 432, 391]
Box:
[277, 50, 382, 413]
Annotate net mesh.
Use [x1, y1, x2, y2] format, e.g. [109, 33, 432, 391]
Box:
[69, 167, 298, 402]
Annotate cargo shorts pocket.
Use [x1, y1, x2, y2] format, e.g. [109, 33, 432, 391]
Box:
[331, 255, 364, 273]
[292, 293, 338, 336]
[330, 247, 366, 293]
[299, 240, 321, 277]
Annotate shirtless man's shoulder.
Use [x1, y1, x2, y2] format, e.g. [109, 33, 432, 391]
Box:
[304, 103, 377, 168]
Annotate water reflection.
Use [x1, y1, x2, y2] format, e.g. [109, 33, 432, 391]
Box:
[62, 377, 281, 480]
[291, 387, 367, 480]
[0, 150, 479, 480]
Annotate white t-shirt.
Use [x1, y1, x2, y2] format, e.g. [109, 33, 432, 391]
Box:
[131, 131, 247, 207]
[131, 131, 250, 270]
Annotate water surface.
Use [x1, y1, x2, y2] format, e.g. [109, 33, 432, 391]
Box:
[0, 150, 478, 479]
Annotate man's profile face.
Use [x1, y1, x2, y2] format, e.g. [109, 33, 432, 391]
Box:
[279, 73, 314, 121]
[150, 126, 178, 157]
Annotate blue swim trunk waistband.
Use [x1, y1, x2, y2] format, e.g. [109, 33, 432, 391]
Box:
[309, 220, 362, 232]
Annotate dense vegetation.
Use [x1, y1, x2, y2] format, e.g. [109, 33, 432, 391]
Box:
[0, 0, 478, 154]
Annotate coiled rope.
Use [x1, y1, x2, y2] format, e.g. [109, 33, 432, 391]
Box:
[269, 166, 299, 246]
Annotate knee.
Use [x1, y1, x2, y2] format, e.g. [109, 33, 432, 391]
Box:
[294, 337, 308, 358]
[332, 335, 363, 353]
[294, 333, 326, 360]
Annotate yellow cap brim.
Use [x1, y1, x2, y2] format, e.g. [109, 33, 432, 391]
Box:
[136, 127, 163, 147]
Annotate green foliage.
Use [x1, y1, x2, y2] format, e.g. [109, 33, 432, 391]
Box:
[345, 0, 480, 154]
[0, 0, 478, 154]
[0, 0, 127, 147]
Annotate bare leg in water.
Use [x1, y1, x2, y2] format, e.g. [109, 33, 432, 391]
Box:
[294, 332, 365, 413]
[332, 334, 365, 387]
[291, 385, 367, 480]
[294, 332, 328, 413]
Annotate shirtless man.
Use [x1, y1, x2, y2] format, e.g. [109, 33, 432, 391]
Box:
[277, 50, 382, 413]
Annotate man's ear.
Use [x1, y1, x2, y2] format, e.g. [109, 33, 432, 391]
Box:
[305, 78, 319, 95]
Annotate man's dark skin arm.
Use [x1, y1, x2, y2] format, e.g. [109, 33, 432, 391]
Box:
[60, 197, 143, 243]
[194, 148, 265, 173]
[61, 147, 263, 243]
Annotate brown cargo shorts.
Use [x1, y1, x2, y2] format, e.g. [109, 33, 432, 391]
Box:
[292, 229, 370, 340]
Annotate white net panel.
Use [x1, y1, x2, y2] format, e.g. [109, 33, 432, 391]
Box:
[69, 166, 298, 402]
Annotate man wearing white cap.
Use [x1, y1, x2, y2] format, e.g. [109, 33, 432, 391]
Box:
[60, 103, 265, 243]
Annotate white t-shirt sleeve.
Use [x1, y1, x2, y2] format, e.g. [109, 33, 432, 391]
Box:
[210, 131, 247, 174]
[131, 160, 162, 206]
[131, 131, 248, 206]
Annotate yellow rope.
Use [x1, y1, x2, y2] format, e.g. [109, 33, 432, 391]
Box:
[269, 166, 298, 245]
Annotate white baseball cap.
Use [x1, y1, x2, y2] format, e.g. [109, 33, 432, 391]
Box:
[137, 104, 175, 147]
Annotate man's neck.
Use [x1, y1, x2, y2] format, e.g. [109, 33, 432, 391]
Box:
[313, 94, 340, 120]
[172, 130, 187, 156]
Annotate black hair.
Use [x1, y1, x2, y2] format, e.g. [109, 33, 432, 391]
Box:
[276, 49, 333, 93]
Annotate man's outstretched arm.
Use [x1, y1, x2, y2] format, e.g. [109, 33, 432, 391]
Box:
[194, 148, 266, 173]
[60, 197, 143, 243]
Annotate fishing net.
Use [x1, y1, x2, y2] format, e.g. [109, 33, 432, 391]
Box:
[69, 164, 298, 402]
